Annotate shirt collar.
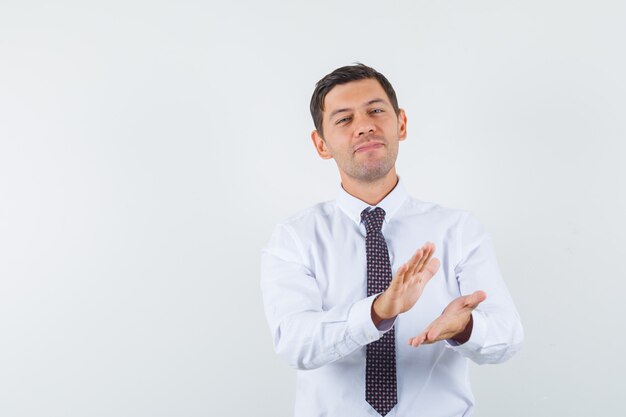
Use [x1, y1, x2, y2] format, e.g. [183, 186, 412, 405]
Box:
[336, 176, 409, 227]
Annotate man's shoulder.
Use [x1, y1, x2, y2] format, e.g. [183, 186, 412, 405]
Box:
[401, 197, 489, 243]
[276, 200, 338, 229]
[401, 196, 470, 221]
[264, 200, 339, 250]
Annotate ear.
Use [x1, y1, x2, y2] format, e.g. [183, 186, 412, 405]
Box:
[397, 109, 408, 142]
[311, 130, 333, 159]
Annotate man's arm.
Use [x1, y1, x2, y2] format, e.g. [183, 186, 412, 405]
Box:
[261, 224, 439, 370]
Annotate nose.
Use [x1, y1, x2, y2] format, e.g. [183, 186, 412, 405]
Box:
[355, 114, 376, 136]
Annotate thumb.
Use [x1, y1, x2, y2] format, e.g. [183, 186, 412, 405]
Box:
[465, 290, 487, 308]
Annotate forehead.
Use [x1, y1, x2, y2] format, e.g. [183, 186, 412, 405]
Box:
[323, 78, 389, 112]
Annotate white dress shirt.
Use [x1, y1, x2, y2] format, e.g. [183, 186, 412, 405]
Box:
[261, 179, 523, 417]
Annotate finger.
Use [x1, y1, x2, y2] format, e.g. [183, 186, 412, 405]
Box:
[414, 256, 439, 288]
[465, 290, 487, 309]
[409, 332, 427, 347]
[413, 243, 431, 273]
[399, 264, 413, 285]
[423, 257, 441, 276]
[427, 327, 441, 342]
[406, 248, 424, 277]
[390, 264, 409, 287]
[415, 243, 434, 273]
[409, 331, 426, 347]
[409, 246, 431, 280]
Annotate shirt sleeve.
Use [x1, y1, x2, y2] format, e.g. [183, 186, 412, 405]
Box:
[444, 212, 524, 364]
[260, 223, 393, 370]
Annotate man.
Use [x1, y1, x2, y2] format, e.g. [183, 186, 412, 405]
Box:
[261, 63, 523, 417]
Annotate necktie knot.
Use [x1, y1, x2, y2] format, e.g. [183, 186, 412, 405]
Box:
[361, 207, 386, 235]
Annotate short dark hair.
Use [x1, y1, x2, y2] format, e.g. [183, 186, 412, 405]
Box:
[310, 63, 400, 137]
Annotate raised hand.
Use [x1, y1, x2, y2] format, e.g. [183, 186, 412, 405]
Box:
[371, 242, 440, 325]
[408, 290, 487, 347]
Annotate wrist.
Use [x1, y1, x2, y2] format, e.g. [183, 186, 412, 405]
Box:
[371, 295, 394, 326]
[371, 296, 383, 326]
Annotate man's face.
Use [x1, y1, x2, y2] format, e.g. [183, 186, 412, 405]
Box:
[311, 78, 407, 183]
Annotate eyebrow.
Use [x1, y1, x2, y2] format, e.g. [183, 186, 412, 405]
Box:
[327, 98, 388, 120]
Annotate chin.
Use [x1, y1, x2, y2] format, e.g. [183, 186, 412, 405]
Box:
[353, 165, 394, 182]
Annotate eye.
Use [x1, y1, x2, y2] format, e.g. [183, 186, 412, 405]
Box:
[370, 108, 384, 114]
[336, 116, 352, 125]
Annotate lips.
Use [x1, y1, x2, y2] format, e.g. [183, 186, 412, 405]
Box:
[354, 142, 385, 153]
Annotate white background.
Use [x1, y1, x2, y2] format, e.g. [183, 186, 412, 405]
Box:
[1, 0, 625, 416]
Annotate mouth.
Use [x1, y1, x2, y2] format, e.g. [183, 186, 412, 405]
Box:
[354, 142, 385, 153]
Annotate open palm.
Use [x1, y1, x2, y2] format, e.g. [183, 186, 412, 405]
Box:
[372, 242, 440, 322]
[408, 290, 487, 347]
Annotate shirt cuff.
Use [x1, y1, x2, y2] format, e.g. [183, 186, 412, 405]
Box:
[347, 294, 395, 346]
[445, 310, 487, 351]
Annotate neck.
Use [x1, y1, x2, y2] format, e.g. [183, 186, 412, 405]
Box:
[340, 169, 399, 206]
